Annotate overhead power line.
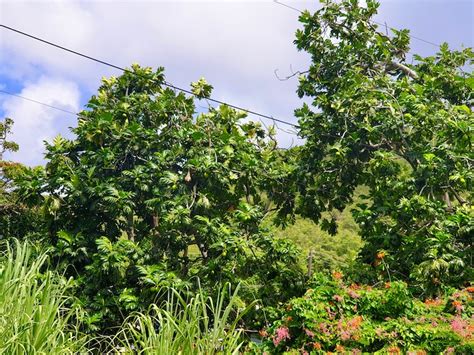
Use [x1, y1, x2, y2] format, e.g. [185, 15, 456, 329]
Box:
[0, 89, 302, 139]
[0, 23, 299, 129]
[273, 0, 441, 48]
[0, 89, 78, 116]
[370, 20, 440, 48]
[2, 86, 417, 153]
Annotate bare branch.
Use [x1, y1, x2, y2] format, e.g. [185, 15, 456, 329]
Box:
[274, 67, 309, 81]
[387, 61, 419, 79]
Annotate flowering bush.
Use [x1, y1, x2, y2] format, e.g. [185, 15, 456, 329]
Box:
[260, 273, 473, 353]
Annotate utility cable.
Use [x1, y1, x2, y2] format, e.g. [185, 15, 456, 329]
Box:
[0, 23, 299, 128]
[0, 89, 78, 116]
[1, 87, 415, 152]
[0, 89, 302, 137]
[274, 0, 441, 48]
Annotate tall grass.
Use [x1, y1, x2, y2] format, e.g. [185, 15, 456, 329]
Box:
[115, 283, 253, 354]
[0, 240, 85, 354]
[0, 241, 254, 353]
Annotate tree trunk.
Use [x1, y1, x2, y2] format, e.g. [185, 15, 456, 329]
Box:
[127, 214, 135, 242]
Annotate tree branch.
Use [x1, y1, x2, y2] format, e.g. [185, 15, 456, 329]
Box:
[387, 61, 419, 79]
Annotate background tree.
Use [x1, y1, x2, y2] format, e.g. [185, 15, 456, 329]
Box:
[291, 0, 473, 293]
[0, 118, 42, 239]
[0, 118, 19, 161]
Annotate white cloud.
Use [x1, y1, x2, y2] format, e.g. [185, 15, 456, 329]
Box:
[1, 77, 80, 166]
[0, 0, 313, 163]
[0, 0, 315, 89]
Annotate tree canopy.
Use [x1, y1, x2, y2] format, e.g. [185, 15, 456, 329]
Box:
[11, 65, 303, 329]
[292, 0, 473, 292]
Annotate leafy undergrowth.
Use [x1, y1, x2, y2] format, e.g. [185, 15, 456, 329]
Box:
[1, 242, 473, 353]
[258, 273, 473, 354]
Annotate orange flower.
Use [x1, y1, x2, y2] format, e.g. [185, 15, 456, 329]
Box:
[466, 286, 474, 293]
[348, 315, 363, 329]
[376, 251, 386, 259]
[286, 316, 293, 322]
[424, 298, 442, 307]
[332, 271, 343, 280]
[384, 282, 391, 289]
[258, 329, 268, 338]
[451, 300, 464, 313]
[387, 346, 401, 354]
[335, 344, 345, 352]
[312, 342, 322, 350]
[452, 300, 462, 307]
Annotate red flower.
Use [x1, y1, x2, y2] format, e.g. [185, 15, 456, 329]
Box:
[424, 298, 443, 307]
[272, 326, 290, 347]
[341, 330, 351, 341]
[333, 294, 344, 303]
[451, 317, 469, 337]
[348, 289, 360, 299]
[319, 322, 330, 335]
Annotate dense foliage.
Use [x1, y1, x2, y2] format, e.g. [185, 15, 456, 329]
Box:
[9, 66, 303, 330]
[0, 241, 252, 353]
[289, 0, 473, 293]
[0, 0, 472, 352]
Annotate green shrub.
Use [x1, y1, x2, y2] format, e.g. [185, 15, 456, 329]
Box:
[259, 273, 473, 353]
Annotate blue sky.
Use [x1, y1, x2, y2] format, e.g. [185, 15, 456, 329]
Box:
[0, 0, 473, 166]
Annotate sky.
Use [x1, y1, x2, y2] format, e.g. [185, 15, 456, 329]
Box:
[0, 0, 473, 166]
